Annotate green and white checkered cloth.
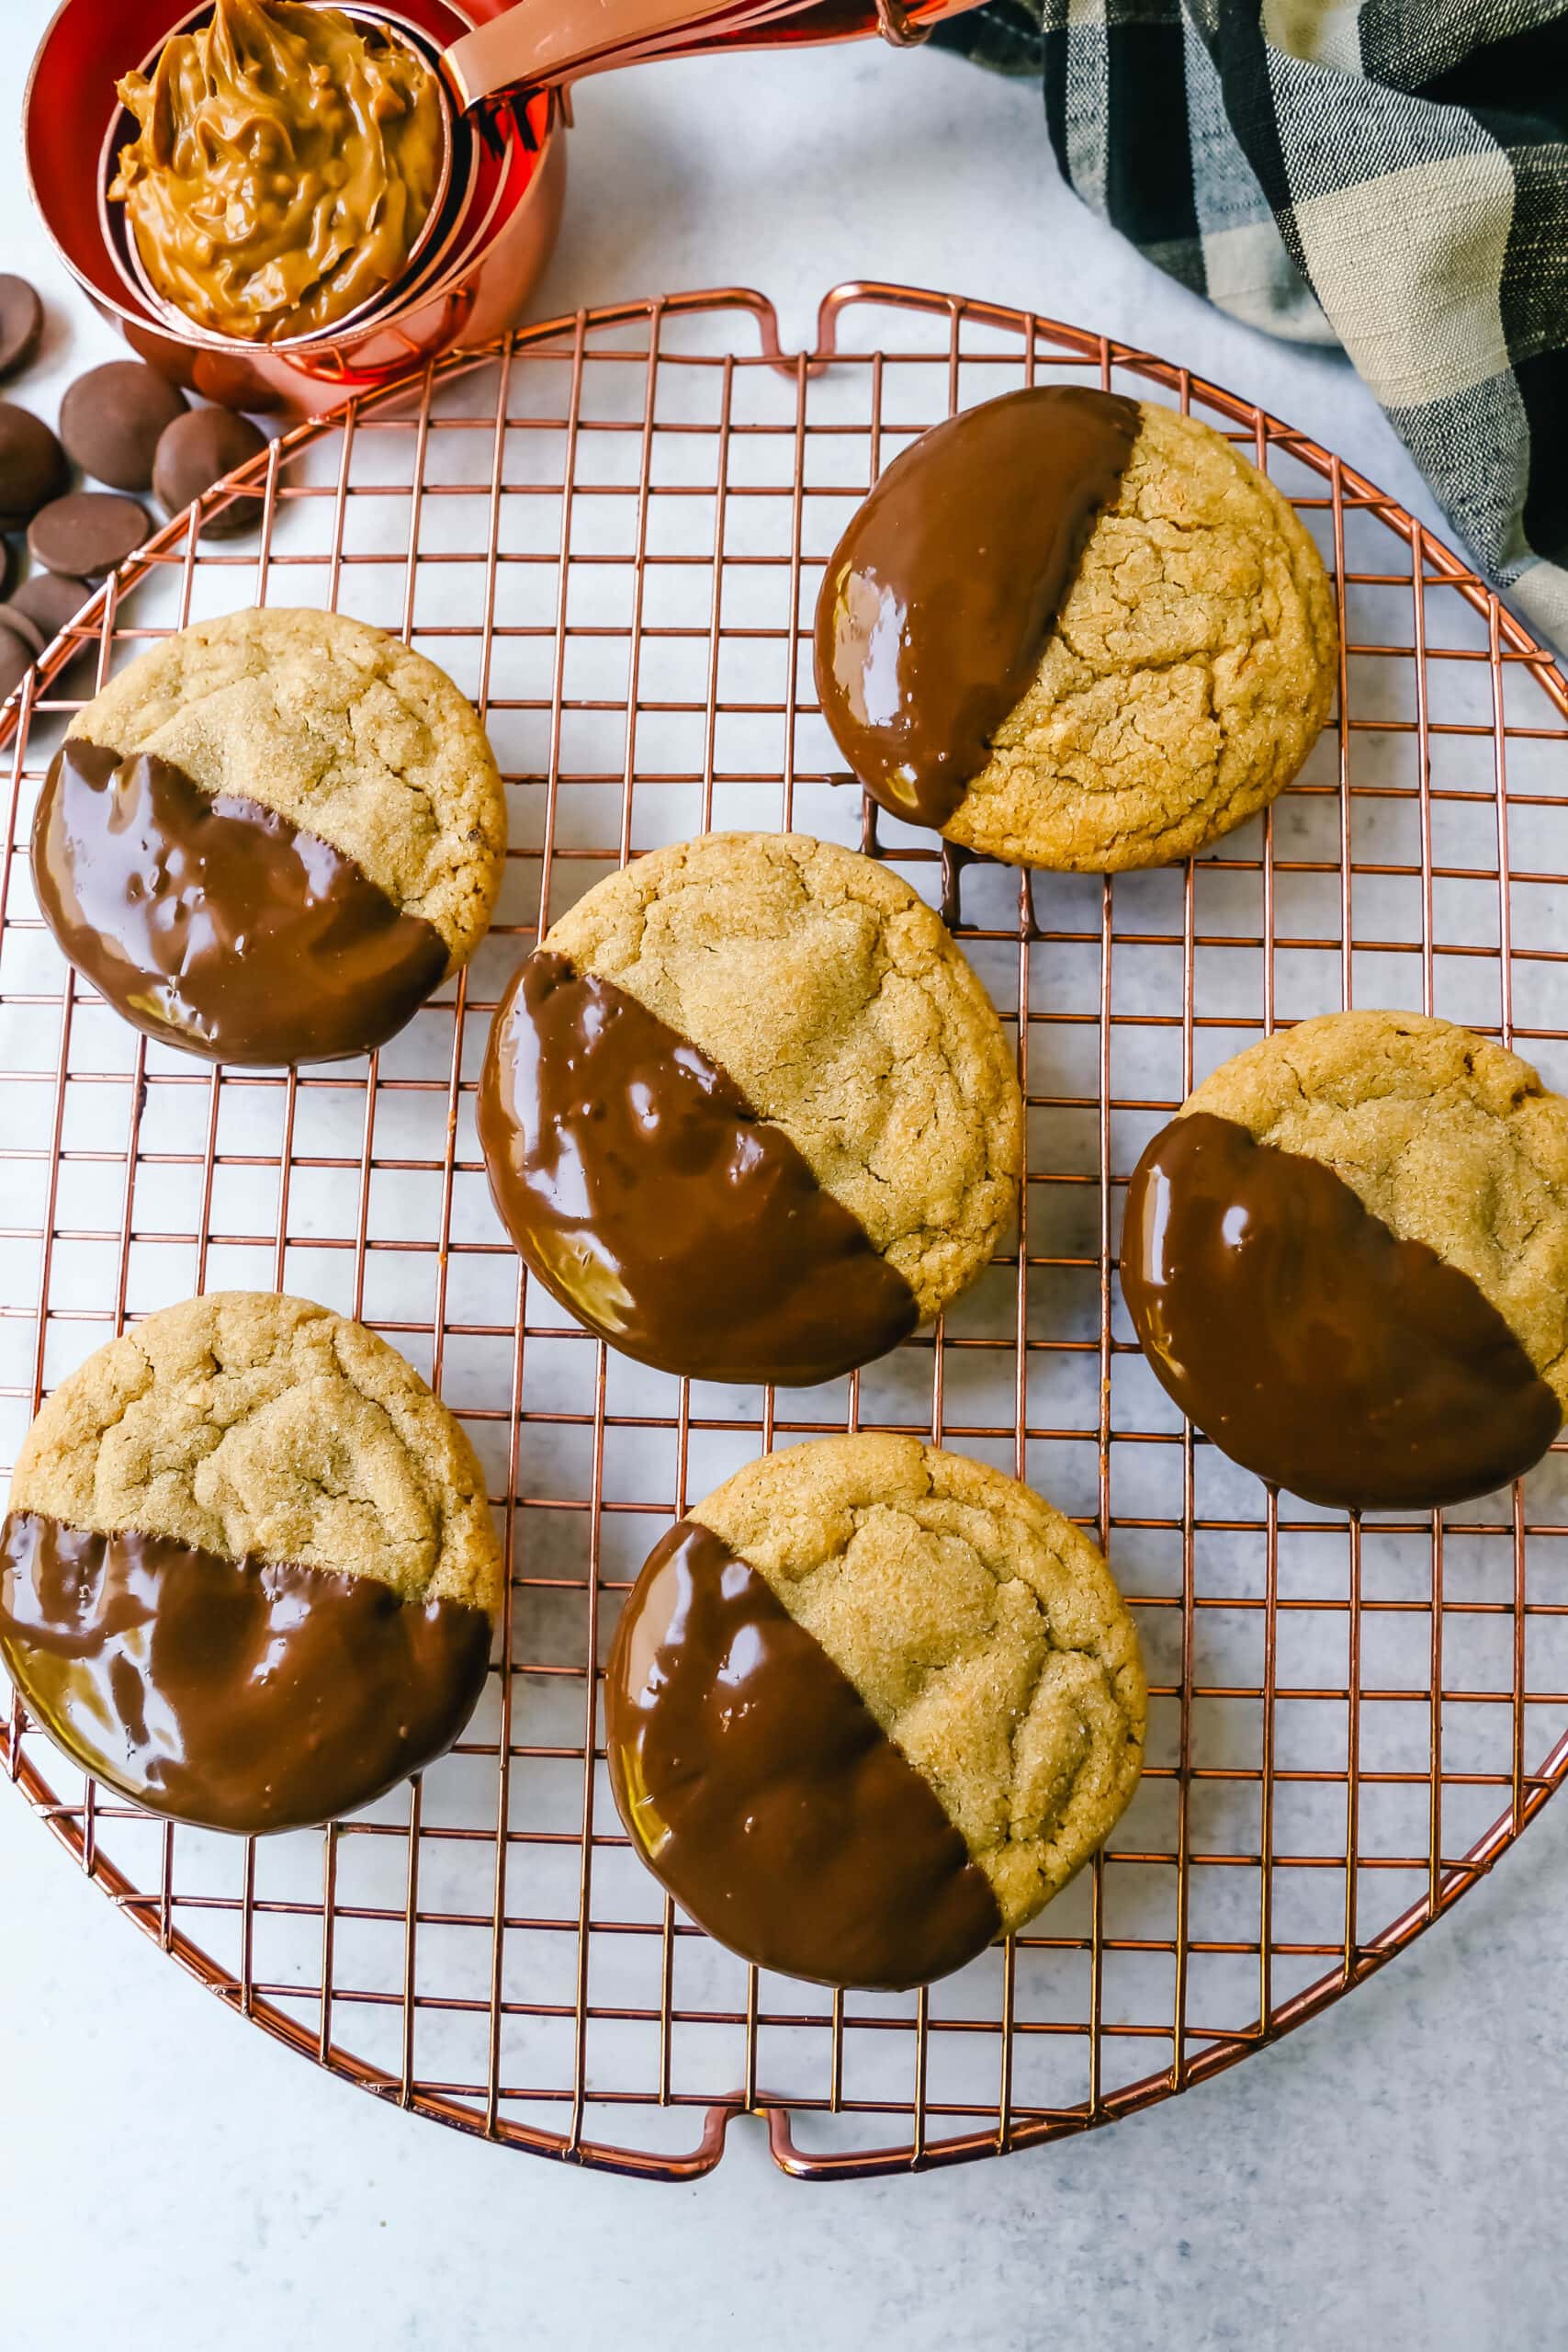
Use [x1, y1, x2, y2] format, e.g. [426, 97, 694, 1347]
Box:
[934, 0, 1568, 649]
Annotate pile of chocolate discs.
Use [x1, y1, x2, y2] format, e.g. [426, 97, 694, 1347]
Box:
[0, 272, 272, 701]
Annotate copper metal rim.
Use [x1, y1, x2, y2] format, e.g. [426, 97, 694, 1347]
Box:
[3, 284, 1568, 2180]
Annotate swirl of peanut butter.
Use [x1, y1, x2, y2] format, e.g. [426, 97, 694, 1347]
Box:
[109, 0, 443, 344]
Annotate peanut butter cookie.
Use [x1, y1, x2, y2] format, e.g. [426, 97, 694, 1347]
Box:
[31, 606, 506, 1064]
[606, 1434, 1147, 1988]
[1122, 1011, 1568, 1510]
[817, 390, 1336, 872]
[0, 1292, 503, 1833]
[479, 831, 1024, 1386]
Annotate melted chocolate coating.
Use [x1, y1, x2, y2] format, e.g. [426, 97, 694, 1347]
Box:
[477, 951, 919, 1386]
[605, 1519, 1001, 1990]
[1120, 1112, 1562, 1511]
[32, 739, 447, 1066]
[0, 1511, 491, 1835]
[813, 386, 1141, 829]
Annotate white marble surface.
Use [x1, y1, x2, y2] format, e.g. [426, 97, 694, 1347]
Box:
[4, 13, 1566, 2347]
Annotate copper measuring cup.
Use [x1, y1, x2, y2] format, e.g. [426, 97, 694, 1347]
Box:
[107, 6, 465, 347]
[104, 5, 471, 353]
[29, 0, 988, 413]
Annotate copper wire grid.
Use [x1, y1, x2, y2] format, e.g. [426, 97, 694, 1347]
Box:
[3, 282, 1568, 2181]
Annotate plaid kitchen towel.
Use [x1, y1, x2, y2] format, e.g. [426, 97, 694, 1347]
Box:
[934, 0, 1568, 649]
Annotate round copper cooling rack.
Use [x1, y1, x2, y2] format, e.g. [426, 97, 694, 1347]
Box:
[4, 283, 1568, 2181]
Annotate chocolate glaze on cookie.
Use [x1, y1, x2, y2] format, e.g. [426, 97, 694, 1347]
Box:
[1121, 1111, 1562, 1510]
[33, 738, 447, 1065]
[606, 1519, 1001, 1989]
[0, 1511, 491, 1835]
[478, 951, 919, 1385]
[814, 386, 1141, 829]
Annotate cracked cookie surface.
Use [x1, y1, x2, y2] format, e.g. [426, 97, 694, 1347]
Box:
[66, 607, 506, 965]
[10, 1291, 503, 1611]
[544, 831, 1023, 1322]
[693, 1434, 1146, 1930]
[945, 403, 1337, 871]
[1183, 1010, 1568, 1408]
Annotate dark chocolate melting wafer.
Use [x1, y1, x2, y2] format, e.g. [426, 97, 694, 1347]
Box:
[60, 361, 187, 493]
[0, 401, 68, 532]
[0, 277, 44, 381]
[28, 491, 148, 579]
[153, 406, 267, 533]
[0, 619, 37, 701]
[0, 601, 44, 657]
[8, 571, 92, 641]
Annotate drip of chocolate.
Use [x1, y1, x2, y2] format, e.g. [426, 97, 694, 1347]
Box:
[32, 739, 447, 1065]
[0, 1511, 491, 1835]
[605, 1520, 1001, 1990]
[477, 951, 919, 1386]
[813, 386, 1142, 830]
[1120, 1112, 1562, 1510]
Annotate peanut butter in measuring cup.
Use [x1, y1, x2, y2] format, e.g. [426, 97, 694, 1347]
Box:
[110, 0, 444, 343]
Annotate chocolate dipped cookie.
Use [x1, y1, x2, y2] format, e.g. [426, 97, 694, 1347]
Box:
[606, 1435, 1145, 1989]
[478, 831, 1023, 1387]
[1121, 1011, 1568, 1510]
[31, 606, 506, 1065]
[0, 1293, 503, 1834]
[815, 390, 1336, 872]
